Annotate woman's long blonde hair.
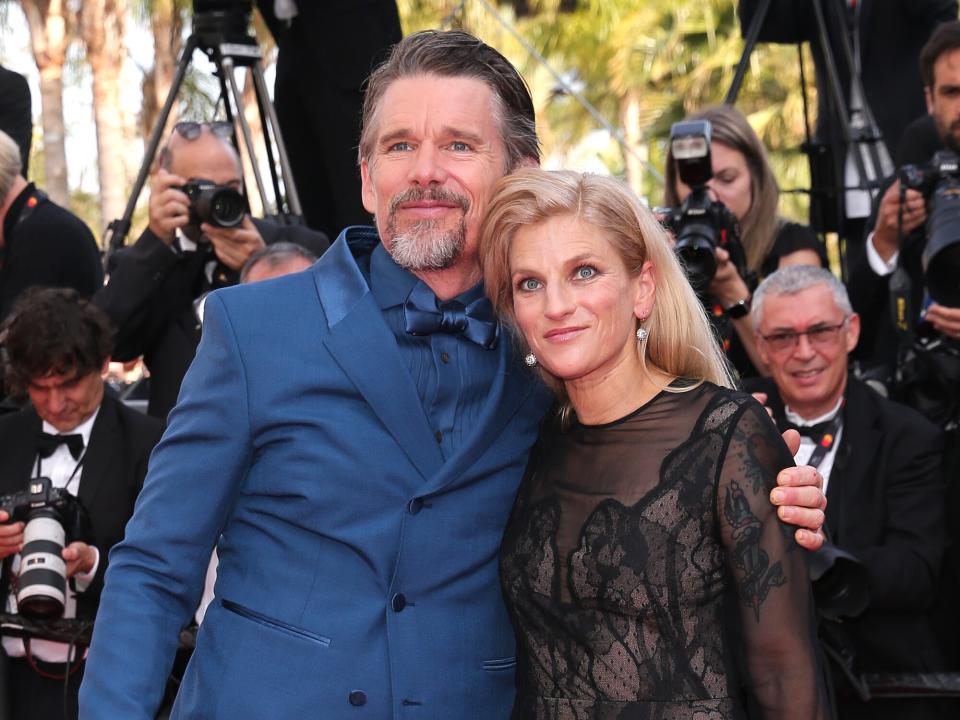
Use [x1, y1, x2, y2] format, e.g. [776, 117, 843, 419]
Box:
[479, 169, 735, 401]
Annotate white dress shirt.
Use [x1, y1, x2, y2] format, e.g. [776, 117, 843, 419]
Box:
[786, 396, 844, 496]
[3, 408, 101, 663]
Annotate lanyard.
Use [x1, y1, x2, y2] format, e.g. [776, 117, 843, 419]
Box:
[805, 411, 844, 470]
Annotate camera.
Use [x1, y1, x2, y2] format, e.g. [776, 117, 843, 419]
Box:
[0, 477, 90, 619]
[657, 120, 750, 295]
[179, 180, 246, 229]
[899, 150, 960, 307]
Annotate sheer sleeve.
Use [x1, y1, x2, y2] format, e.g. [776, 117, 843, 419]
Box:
[716, 399, 829, 719]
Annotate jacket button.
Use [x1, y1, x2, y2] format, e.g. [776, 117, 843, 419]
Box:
[348, 690, 367, 706]
[408, 497, 423, 515]
[391, 593, 407, 612]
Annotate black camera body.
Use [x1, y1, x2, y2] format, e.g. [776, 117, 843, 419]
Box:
[899, 150, 960, 308]
[0, 477, 90, 619]
[179, 180, 246, 230]
[659, 120, 750, 295]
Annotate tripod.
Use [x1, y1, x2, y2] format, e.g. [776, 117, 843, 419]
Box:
[727, 0, 888, 266]
[102, 9, 302, 260]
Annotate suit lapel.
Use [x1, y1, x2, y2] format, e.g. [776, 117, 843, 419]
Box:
[829, 380, 880, 542]
[0, 410, 42, 494]
[316, 233, 444, 481]
[78, 394, 121, 512]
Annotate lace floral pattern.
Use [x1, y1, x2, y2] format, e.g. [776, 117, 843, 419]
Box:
[500, 384, 826, 720]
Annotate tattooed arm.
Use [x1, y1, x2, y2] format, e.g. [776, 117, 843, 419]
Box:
[717, 398, 829, 719]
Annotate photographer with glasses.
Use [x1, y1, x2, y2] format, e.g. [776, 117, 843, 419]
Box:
[745, 265, 947, 720]
[93, 122, 329, 419]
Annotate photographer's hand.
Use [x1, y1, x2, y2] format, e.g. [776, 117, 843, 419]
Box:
[925, 303, 960, 339]
[62, 541, 97, 578]
[147, 168, 190, 245]
[202, 215, 266, 271]
[0, 511, 23, 560]
[872, 180, 926, 262]
[709, 247, 751, 307]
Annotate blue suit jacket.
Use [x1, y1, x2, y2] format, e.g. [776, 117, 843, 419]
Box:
[80, 228, 551, 719]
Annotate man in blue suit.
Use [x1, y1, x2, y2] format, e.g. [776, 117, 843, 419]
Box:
[79, 30, 827, 719]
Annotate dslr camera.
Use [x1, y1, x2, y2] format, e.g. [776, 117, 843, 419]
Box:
[899, 149, 960, 308]
[0, 477, 90, 619]
[658, 120, 751, 295]
[178, 180, 246, 230]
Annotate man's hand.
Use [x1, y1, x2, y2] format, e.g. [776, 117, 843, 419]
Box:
[707, 247, 751, 308]
[202, 216, 266, 271]
[872, 180, 926, 261]
[772, 428, 827, 551]
[0, 511, 23, 560]
[925, 303, 960, 339]
[62, 541, 97, 578]
[147, 168, 190, 245]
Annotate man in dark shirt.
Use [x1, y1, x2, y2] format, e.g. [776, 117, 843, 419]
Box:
[93, 123, 329, 419]
[0, 130, 102, 321]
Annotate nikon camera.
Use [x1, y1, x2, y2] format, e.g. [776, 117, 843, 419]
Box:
[899, 149, 960, 308]
[657, 120, 750, 295]
[178, 180, 246, 230]
[0, 477, 90, 619]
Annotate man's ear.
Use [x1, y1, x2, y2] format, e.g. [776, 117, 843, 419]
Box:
[100, 358, 111, 378]
[360, 159, 377, 215]
[926, 86, 935, 115]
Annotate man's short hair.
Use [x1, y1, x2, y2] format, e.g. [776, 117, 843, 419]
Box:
[240, 242, 318, 283]
[752, 265, 852, 329]
[3, 288, 114, 396]
[920, 21, 960, 88]
[358, 30, 539, 171]
[0, 129, 21, 202]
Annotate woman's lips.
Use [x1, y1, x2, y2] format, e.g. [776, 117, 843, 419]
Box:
[544, 326, 586, 343]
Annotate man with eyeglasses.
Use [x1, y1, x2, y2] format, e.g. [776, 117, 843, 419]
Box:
[746, 264, 946, 719]
[94, 121, 329, 419]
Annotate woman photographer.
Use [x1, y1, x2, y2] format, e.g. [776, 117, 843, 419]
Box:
[664, 104, 827, 377]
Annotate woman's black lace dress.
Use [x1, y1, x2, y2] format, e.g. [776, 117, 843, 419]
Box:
[500, 383, 827, 719]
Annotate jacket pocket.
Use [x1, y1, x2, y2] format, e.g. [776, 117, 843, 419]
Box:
[221, 598, 331, 647]
[481, 656, 517, 672]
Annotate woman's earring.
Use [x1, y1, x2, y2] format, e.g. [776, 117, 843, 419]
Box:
[636, 327, 649, 343]
[524, 352, 538, 367]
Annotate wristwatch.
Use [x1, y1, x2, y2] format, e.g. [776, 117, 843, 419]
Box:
[724, 297, 751, 319]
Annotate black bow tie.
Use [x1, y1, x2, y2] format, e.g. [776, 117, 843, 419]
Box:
[403, 283, 499, 350]
[783, 420, 832, 440]
[36, 432, 84, 460]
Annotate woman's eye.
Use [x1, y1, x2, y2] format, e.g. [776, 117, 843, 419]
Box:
[575, 266, 597, 280]
[518, 278, 541, 292]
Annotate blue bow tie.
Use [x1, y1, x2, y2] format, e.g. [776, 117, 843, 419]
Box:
[403, 282, 500, 350]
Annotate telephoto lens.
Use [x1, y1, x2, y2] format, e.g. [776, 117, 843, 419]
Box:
[16, 507, 68, 618]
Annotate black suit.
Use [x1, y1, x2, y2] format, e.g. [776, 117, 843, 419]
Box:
[0, 64, 32, 177]
[258, 0, 402, 240]
[745, 376, 946, 715]
[93, 218, 328, 419]
[0, 392, 164, 720]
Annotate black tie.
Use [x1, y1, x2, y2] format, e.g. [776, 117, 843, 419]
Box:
[783, 420, 831, 440]
[36, 432, 84, 460]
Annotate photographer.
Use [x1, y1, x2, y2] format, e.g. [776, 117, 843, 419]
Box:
[93, 122, 329, 419]
[0, 288, 164, 720]
[664, 105, 827, 378]
[747, 266, 947, 720]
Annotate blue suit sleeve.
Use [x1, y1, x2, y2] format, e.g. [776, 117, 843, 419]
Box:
[80, 292, 253, 719]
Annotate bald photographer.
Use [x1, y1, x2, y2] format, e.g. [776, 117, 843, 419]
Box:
[93, 122, 329, 419]
[0, 288, 164, 719]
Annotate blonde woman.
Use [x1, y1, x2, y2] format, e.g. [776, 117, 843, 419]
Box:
[481, 169, 827, 719]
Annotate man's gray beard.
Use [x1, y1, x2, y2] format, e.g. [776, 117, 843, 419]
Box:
[386, 218, 467, 271]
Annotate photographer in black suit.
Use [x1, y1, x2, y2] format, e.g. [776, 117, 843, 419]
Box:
[93, 122, 329, 419]
[747, 266, 946, 719]
[0, 288, 164, 720]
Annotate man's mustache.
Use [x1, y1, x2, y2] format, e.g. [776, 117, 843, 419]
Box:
[388, 187, 470, 214]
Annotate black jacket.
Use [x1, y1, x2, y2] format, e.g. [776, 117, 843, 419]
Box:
[0, 392, 164, 621]
[745, 375, 945, 672]
[0, 65, 31, 177]
[94, 218, 328, 419]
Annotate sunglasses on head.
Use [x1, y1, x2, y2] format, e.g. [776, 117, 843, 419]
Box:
[173, 121, 234, 141]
